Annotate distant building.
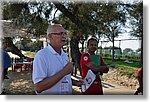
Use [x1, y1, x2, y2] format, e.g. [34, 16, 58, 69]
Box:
[102, 46, 122, 55]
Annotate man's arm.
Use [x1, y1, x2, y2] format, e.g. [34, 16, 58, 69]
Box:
[34, 62, 73, 93]
[86, 62, 109, 73]
[81, 54, 109, 73]
[72, 79, 83, 87]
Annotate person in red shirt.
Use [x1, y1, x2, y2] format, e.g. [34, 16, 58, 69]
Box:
[80, 37, 109, 95]
[134, 67, 143, 95]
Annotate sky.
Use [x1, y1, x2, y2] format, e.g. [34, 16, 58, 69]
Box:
[80, 33, 141, 52]
[101, 33, 141, 51]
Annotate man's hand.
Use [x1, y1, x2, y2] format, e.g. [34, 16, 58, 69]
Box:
[72, 79, 84, 87]
[63, 62, 74, 75]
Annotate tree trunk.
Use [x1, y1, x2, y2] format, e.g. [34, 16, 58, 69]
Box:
[70, 37, 82, 76]
[53, 2, 84, 30]
[112, 33, 115, 61]
[81, 40, 84, 53]
[141, 35, 143, 66]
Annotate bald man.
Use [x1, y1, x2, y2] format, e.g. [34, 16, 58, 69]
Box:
[32, 24, 82, 95]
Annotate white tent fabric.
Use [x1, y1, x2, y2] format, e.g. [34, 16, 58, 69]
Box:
[8, 52, 20, 58]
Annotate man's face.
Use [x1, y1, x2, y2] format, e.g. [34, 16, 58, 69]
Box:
[48, 32, 67, 47]
[48, 25, 67, 48]
[87, 40, 98, 52]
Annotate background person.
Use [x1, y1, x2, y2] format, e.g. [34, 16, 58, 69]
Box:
[1, 38, 11, 79]
[80, 37, 109, 95]
[0, 38, 12, 94]
[134, 67, 143, 95]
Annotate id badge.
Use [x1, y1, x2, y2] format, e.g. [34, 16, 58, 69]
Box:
[61, 78, 69, 94]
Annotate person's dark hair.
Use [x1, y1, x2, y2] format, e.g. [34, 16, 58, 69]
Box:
[87, 38, 98, 46]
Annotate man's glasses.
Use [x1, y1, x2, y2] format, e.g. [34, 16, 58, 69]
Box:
[51, 32, 67, 35]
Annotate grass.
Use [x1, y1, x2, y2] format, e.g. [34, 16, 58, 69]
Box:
[104, 59, 141, 78]
[24, 51, 36, 58]
[23, 51, 141, 78]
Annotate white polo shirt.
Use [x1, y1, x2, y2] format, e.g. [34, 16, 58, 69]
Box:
[32, 44, 72, 95]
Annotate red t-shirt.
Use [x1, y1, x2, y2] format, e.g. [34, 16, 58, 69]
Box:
[137, 68, 143, 78]
[25, 57, 33, 62]
[80, 53, 105, 95]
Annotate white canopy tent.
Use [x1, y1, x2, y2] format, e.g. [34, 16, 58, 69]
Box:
[8, 52, 20, 58]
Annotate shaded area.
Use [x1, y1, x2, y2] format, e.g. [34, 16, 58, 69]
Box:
[3, 70, 35, 95]
[102, 82, 115, 88]
[2, 69, 81, 95]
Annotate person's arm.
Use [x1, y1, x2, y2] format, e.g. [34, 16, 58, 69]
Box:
[86, 56, 109, 73]
[86, 62, 109, 73]
[80, 53, 109, 74]
[72, 79, 83, 87]
[34, 62, 74, 93]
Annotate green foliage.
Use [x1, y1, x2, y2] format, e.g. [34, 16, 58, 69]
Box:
[3, 3, 28, 20]
[15, 38, 43, 52]
[136, 48, 141, 53]
[24, 51, 36, 58]
[123, 48, 134, 54]
[53, 3, 127, 41]
[3, 2, 49, 37]
[104, 46, 121, 49]
[127, 2, 143, 38]
[32, 40, 43, 52]
[3, 2, 143, 41]
[103, 54, 140, 62]
[105, 59, 140, 78]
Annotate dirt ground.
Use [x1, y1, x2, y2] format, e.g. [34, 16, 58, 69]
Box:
[2, 68, 82, 95]
[2, 67, 139, 95]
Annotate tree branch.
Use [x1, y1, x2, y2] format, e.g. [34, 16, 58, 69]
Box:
[52, 2, 84, 29]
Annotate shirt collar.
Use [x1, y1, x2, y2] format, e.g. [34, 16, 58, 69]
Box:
[47, 44, 66, 56]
